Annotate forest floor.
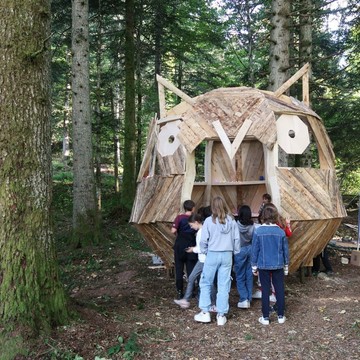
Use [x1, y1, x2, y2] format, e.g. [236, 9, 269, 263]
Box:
[31, 211, 360, 360]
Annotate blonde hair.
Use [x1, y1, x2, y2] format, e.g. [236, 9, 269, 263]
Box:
[211, 196, 229, 224]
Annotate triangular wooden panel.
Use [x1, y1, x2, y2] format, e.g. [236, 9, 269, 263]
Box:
[156, 146, 185, 176]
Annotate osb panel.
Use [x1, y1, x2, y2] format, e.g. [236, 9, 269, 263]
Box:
[277, 168, 346, 220]
[130, 175, 184, 223]
[156, 146, 185, 176]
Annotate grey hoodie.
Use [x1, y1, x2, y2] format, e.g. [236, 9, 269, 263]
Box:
[237, 221, 255, 247]
[200, 215, 240, 255]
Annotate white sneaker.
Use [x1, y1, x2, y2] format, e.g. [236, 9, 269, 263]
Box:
[278, 316, 286, 324]
[173, 299, 190, 308]
[237, 300, 250, 309]
[217, 314, 227, 326]
[194, 311, 211, 323]
[269, 293, 277, 302]
[258, 316, 270, 325]
[252, 289, 262, 299]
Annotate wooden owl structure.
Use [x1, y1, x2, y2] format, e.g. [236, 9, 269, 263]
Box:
[130, 64, 346, 273]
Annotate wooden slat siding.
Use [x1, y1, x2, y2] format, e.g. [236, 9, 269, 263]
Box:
[136, 116, 158, 182]
[133, 175, 183, 223]
[166, 100, 192, 118]
[130, 175, 161, 223]
[191, 185, 206, 208]
[241, 141, 264, 181]
[156, 146, 185, 176]
[287, 219, 342, 271]
[152, 176, 184, 222]
[177, 115, 208, 154]
[307, 115, 335, 170]
[211, 142, 235, 183]
[240, 184, 267, 211]
[277, 168, 345, 220]
[277, 169, 332, 220]
[211, 186, 238, 212]
[133, 223, 174, 268]
[288, 96, 319, 118]
[247, 101, 277, 149]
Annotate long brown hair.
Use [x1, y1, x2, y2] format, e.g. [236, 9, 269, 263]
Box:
[211, 196, 229, 224]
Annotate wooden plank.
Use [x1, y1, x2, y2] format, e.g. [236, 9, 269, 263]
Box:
[302, 70, 310, 106]
[157, 114, 183, 125]
[181, 150, 196, 204]
[307, 115, 335, 169]
[274, 63, 310, 97]
[158, 82, 166, 119]
[204, 141, 213, 205]
[156, 74, 195, 105]
[136, 116, 158, 182]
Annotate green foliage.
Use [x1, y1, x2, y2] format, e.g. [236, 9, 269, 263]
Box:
[107, 333, 140, 359]
[0, 333, 28, 360]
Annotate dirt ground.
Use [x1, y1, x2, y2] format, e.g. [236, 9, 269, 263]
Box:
[32, 218, 360, 360]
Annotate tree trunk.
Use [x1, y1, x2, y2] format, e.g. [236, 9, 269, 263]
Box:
[0, 0, 68, 336]
[71, 0, 98, 243]
[122, 0, 137, 211]
[269, 0, 291, 167]
[268, 0, 291, 91]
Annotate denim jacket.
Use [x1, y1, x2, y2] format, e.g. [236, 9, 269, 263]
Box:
[251, 224, 289, 270]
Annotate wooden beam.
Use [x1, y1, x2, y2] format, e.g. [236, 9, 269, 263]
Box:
[302, 70, 310, 106]
[204, 141, 213, 205]
[156, 74, 195, 105]
[157, 114, 183, 125]
[158, 82, 166, 119]
[274, 63, 310, 98]
[212, 119, 252, 161]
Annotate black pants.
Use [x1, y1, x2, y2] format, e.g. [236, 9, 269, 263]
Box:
[174, 242, 198, 292]
[313, 247, 333, 272]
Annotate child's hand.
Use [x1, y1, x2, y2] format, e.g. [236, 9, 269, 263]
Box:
[284, 265, 289, 275]
[252, 266, 258, 276]
[185, 247, 193, 253]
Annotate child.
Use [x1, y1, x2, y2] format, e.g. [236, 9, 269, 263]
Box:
[234, 205, 257, 309]
[251, 204, 289, 325]
[253, 202, 292, 302]
[173, 212, 216, 310]
[194, 196, 240, 326]
[171, 200, 197, 299]
[258, 193, 272, 224]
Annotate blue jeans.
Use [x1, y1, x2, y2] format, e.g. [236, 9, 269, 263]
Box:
[199, 251, 232, 315]
[234, 245, 253, 302]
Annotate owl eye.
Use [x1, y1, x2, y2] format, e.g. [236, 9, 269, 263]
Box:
[276, 114, 310, 154]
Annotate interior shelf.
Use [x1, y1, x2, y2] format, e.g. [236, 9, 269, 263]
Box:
[193, 180, 266, 186]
